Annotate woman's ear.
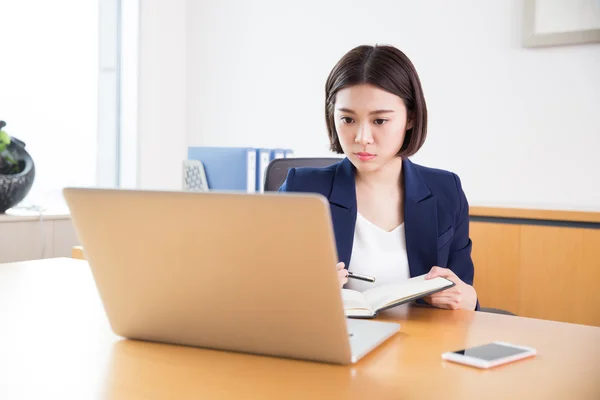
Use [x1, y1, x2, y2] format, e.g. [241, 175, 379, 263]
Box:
[406, 114, 414, 131]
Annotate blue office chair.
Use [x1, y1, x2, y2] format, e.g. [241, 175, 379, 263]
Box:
[263, 157, 516, 316]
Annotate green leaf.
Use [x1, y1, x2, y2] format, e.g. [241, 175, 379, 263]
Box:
[0, 130, 10, 146]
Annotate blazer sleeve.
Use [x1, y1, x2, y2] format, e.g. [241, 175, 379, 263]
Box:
[449, 173, 479, 310]
[277, 168, 296, 192]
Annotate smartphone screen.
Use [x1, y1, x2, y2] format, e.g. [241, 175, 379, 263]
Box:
[453, 343, 530, 361]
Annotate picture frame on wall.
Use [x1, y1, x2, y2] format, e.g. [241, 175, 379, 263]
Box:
[522, 0, 600, 47]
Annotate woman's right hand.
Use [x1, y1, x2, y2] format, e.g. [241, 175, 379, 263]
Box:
[336, 262, 348, 288]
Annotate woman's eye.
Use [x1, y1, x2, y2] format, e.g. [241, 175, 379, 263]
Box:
[374, 119, 387, 125]
[341, 117, 354, 124]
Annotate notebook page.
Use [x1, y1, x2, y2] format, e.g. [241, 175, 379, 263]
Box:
[362, 275, 452, 311]
[341, 289, 372, 312]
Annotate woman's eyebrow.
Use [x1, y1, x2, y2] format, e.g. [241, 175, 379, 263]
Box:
[336, 107, 395, 115]
[369, 109, 395, 115]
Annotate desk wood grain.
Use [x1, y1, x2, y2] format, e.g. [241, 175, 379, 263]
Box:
[1, 258, 599, 399]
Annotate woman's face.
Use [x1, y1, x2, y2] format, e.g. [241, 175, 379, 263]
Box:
[333, 83, 412, 173]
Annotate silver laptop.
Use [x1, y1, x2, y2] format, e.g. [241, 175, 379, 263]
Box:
[63, 188, 400, 364]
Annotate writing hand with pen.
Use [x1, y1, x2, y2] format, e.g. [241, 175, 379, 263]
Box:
[336, 262, 375, 288]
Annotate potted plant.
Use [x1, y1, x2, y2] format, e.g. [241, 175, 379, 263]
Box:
[0, 120, 36, 213]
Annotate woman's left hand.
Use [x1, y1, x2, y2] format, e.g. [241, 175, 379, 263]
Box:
[423, 266, 477, 310]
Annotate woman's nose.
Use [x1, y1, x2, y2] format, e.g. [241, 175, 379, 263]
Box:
[355, 125, 374, 145]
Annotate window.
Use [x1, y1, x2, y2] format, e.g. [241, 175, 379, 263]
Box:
[0, 0, 136, 211]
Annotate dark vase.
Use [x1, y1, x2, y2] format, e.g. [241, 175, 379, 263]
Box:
[0, 138, 36, 213]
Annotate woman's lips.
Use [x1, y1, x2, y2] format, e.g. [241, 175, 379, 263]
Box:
[356, 152, 376, 161]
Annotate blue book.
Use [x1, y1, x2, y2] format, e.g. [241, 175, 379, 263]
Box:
[270, 149, 286, 160]
[269, 148, 294, 159]
[187, 147, 257, 192]
[257, 148, 272, 193]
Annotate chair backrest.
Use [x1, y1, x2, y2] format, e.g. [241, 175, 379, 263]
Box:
[264, 157, 342, 192]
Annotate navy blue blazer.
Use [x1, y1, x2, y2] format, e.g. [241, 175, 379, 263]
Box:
[278, 157, 476, 292]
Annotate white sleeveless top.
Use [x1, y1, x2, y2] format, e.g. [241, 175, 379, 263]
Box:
[346, 213, 410, 292]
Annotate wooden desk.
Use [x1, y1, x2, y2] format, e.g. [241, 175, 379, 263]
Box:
[1, 258, 599, 399]
[71, 244, 85, 260]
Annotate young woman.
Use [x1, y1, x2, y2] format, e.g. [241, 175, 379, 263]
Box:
[279, 45, 478, 311]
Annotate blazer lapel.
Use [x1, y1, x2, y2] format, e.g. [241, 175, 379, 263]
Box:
[403, 159, 438, 277]
[328, 158, 357, 269]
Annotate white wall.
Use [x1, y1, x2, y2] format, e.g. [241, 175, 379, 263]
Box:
[137, 0, 187, 190]
[140, 0, 600, 211]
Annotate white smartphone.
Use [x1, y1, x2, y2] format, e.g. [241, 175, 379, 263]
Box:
[441, 341, 536, 369]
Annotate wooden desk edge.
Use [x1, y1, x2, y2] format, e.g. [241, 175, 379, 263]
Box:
[469, 206, 600, 224]
[72, 246, 86, 260]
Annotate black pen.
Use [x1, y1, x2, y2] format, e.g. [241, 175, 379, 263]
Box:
[347, 271, 376, 283]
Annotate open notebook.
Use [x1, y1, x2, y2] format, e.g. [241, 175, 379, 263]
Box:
[342, 274, 455, 318]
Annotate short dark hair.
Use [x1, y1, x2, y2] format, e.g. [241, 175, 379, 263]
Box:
[325, 45, 428, 158]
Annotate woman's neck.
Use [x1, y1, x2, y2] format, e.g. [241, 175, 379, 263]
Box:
[355, 157, 404, 192]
